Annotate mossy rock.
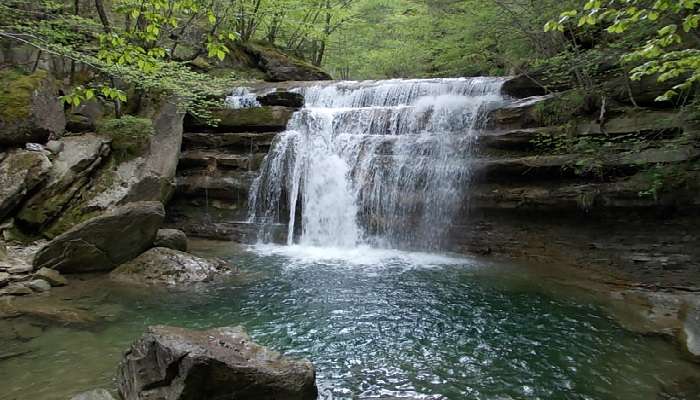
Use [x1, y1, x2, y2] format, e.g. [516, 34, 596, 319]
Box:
[187, 106, 294, 132]
[97, 116, 154, 162]
[240, 41, 332, 82]
[0, 68, 65, 146]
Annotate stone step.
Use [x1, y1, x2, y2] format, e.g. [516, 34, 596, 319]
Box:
[175, 172, 257, 201]
[182, 131, 278, 152]
[179, 150, 267, 172]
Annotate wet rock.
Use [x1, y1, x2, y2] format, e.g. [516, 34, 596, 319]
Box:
[257, 90, 304, 108]
[6, 263, 33, 275]
[16, 134, 111, 230]
[0, 150, 52, 220]
[26, 279, 51, 292]
[0, 272, 9, 287]
[1, 284, 33, 296]
[0, 70, 66, 146]
[70, 389, 116, 400]
[1, 301, 98, 326]
[154, 229, 188, 252]
[117, 325, 318, 400]
[33, 267, 67, 286]
[110, 247, 231, 286]
[182, 132, 277, 152]
[33, 201, 165, 273]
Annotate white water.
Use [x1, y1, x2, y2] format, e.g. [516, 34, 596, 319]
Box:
[247, 78, 506, 250]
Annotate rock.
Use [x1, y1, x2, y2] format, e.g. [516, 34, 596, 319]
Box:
[0, 150, 52, 221]
[7, 263, 33, 275]
[44, 99, 182, 238]
[44, 140, 63, 154]
[16, 134, 111, 230]
[0, 272, 9, 287]
[1, 284, 32, 296]
[154, 229, 188, 252]
[110, 247, 230, 286]
[682, 299, 700, 361]
[182, 132, 277, 152]
[117, 325, 318, 400]
[65, 99, 112, 133]
[187, 106, 295, 133]
[257, 90, 304, 108]
[33, 267, 67, 286]
[26, 279, 51, 292]
[70, 389, 116, 400]
[241, 42, 331, 82]
[501, 74, 551, 98]
[33, 201, 165, 273]
[0, 69, 66, 146]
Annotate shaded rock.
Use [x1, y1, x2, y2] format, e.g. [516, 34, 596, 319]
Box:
[0, 70, 66, 146]
[501, 75, 551, 98]
[175, 171, 257, 202]
[1, 284, 32, 296]
[16, 134, 111, 230]
[0, 272, 9, 287]
[33, 201, 165, 273]
[33, 267, 67, 286]
[44, 140, 63, 154]
[154, 229, 188, 252]
[26, 279, 50, 292]
[117, 325, 317, 400]
[66, 99, 112, 133]
[70, 389, 116, 400]
[257, 90, 304, 108]
[110, 247, 230, 286]
[182, 132, 277, 151]
[179, 150, 265, 172]
[241, 42, 331, 82]
[0, 150, 52, 221]
[6, 263, 33, 275]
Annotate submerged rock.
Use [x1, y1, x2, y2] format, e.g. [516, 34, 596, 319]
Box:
[110, 247, 230, 286]
[33, 201, 165, 273]
[117, 325, 317, 400]
[154, 229, 188, 252]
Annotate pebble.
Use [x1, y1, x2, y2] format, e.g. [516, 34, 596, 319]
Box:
[26, 279, 51, 293]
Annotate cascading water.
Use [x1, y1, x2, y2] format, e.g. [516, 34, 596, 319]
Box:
[248, 78, 507, 250]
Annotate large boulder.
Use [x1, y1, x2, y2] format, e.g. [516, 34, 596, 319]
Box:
[110, 247, 230, 286]
[33, 201, 165, 273]
[44, 98, 183, 237]
[0, 150, 52, 221]
[154, 229, 188, 252]
[117, 325, 318, 400]
[0, 69, 65, 146]
[16, 134, 111, 230]
[240, 42, 331, 82]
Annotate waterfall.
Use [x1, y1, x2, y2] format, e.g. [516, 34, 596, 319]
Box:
[248, 78, 506, 250]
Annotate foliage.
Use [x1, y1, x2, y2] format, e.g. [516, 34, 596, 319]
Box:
[97, 116, 154, 161]
[546, 0, 700, 101]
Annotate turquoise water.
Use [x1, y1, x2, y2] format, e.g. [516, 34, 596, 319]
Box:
[1, 243, 698, 399]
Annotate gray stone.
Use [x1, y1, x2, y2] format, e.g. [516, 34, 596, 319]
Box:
[16, 134, 111, 230]
[110, 247, 230, 286]
[117, 325, 317, 400]
[33, 267, 67, 286]
[26, 279, 51, 292]
[0, 150, 52, 221]
[44, 140, 64, 154]
[153, 229, 188, 252]
[33, 201, 165, 273]
[683, 299, 700, 361]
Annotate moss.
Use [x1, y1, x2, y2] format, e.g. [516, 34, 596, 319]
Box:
[532, 89, 588, 126]
[97, 116, 154, 162]
[0, 69, 48, 123]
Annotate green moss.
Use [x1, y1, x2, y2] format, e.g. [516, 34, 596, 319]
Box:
[97, 116, 154, 162]
[0, 69, 48, 122]
[532, 89, 588, 126]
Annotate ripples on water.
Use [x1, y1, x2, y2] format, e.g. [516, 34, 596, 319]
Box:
[1, 245, 698, 400]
